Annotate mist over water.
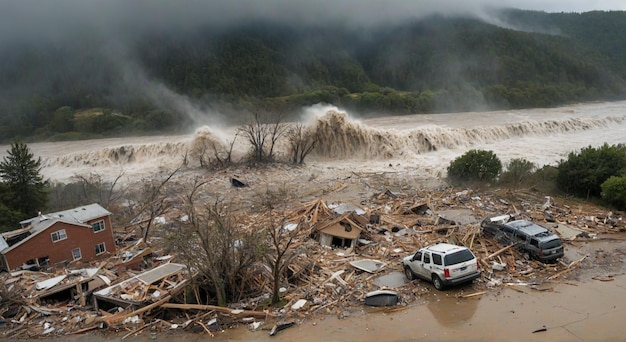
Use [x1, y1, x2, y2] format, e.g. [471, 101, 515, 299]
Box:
[1, 101, 625, 184]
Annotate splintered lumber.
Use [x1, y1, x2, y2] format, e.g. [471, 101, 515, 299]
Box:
[100, 294, 173, 325]
[482, 244, 517, 261]
[460, 291, 487, 298]
[159, 303, 269, 319]
[548, 255, 588, 280]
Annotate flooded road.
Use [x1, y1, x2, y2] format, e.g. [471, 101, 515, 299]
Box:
[212, 276, 625, 342]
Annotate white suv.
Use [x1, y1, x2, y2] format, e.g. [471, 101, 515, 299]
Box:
[402, 243, 481, 290]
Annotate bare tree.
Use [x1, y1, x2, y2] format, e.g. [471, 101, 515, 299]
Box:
[238, 109, 288, 162]
[122, 167, 180, 242]
[286, 123, 319, 164]
[190, 132, 239, 168]
[257, 187, 303, 305]
[167, 180, 264, 306]
[47, 170, 126, 211]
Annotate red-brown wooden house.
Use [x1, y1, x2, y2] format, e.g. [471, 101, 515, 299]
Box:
[0, 203, 116, 271]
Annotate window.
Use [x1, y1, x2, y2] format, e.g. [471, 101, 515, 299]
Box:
[72, 248, 82, 261]
[95, 242, 106, 255]
[432, 254, 443, 265]
[92, 220, 105, 233]
[444, 249, 475, 265]
[423, 252, 431, 264]
[413, 251, 422, 261]
[51, 229, 67, 242]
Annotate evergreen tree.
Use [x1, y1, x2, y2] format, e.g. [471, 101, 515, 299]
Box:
[0, 141, 47, 219]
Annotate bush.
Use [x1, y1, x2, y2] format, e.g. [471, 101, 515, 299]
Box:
[447, 149, 502, 183]
[499, 158, 536, 190]
[601, 176, 626, 210]
[556, 144, 626, 198]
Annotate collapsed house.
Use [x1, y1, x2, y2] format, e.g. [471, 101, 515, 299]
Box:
[313, 212, 367, 248]
[93, 262, 190, 312]
[0, 203, 116, 271]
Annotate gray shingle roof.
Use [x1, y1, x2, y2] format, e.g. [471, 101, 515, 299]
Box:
[20, 203, 111, 227]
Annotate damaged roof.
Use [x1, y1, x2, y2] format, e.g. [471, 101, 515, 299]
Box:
[1, 203, 111, 254]
[20, 203, 111, 227]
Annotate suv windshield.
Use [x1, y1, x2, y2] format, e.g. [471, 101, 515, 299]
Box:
[444, 249, 474, 265]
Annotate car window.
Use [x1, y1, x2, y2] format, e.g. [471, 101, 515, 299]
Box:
[432, 253, 442, 265]
[515, 232, 526, 243]
[530, 239, 539, 248]
[413, 251, 422, 261]
[540, 239, 562, 249]
[444, 249, 474, 265]
[423, 252, 431, 264]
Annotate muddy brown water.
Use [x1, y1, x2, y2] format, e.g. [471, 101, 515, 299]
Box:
[28, 238, 624, 342]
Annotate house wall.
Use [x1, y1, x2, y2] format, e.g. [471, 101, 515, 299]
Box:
[3, 216, 116, 270]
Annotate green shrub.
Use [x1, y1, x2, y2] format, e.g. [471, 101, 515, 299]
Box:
[447, 149, 502, 183]
[601, 176, 626, 210]
[556, 144, 626, 198]
[499, 158, 536, 189]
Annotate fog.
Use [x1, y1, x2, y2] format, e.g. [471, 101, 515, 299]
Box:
[2, 0, 624, 46]
[1, 0, 624, 132]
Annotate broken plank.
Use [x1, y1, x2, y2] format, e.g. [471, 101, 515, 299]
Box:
[159, 303, 269, 319]
[548, 255, 588, 280]
[482, 243, 517, 261]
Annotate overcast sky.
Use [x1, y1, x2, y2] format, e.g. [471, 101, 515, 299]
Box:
[1, 0, 625, 43]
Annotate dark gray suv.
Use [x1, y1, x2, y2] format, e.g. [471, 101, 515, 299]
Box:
[481, 216, 564, 263]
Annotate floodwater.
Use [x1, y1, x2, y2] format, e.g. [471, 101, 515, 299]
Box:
[1, 101, 626, 184]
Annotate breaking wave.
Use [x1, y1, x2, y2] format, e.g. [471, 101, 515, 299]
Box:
[40, 141, 189, 169]
[310, 110, 626, 159]
[29, 101, 626, 183]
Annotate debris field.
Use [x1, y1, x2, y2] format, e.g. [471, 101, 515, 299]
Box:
[1, 186, 624, 339]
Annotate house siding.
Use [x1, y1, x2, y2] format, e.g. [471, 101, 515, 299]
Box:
[3, 216, 116, 270]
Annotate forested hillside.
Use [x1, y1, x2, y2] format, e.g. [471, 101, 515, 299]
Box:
[1, 9, 625, 142]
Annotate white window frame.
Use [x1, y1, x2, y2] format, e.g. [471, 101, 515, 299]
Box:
[92, 220, 105, 233]
[72, 248, 82, 261]
[95, 242, 106, 255]
[51, 229, 67, 243]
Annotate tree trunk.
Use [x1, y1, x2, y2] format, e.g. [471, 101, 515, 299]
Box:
[271, 256, 282, 305]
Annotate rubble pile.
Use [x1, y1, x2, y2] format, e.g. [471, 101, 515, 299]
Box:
[0, 186, 624, 338]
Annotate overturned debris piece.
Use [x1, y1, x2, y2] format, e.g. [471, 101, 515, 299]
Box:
[269, 322, 296, 336]
[291, 299, 308, 311]
[491, 261, 506, 271]
[231, 177, 247, 188]
[364, 290, 399, 307]
[349, 259, 386, 273]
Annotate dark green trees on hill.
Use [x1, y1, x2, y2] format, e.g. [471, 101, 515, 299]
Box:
[1, 10, 626, 142]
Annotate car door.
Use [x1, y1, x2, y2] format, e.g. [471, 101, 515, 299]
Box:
[417, 252, 433, 278]
[407, 251, 423, 276]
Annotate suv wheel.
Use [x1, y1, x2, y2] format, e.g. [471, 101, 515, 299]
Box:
[432, 274, 445, 291]
[404, 266, 415, 280]
[522, 251, 530, 260]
